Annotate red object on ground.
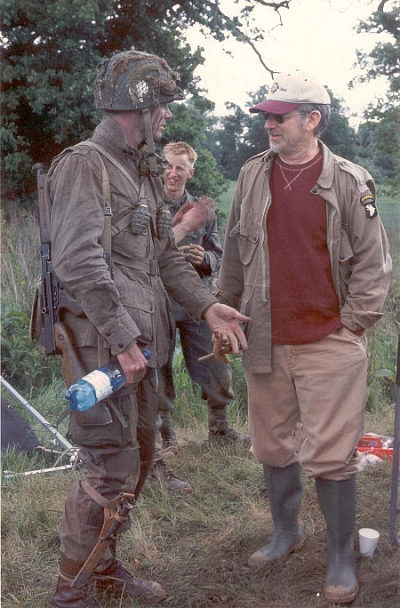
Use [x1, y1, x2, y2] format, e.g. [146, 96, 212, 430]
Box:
[357, 434, 393, 461]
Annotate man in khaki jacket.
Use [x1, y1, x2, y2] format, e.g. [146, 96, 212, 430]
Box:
[215, 72, 391, 604]
[48, 50, 248, 608]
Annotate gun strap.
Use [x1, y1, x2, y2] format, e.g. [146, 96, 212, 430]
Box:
[98, 156, 112, 367]
[81, 479, 118, 509]
[98, 156, 112, 262]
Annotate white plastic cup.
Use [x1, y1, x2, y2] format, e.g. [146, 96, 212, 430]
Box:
[359, 528, 380, 557]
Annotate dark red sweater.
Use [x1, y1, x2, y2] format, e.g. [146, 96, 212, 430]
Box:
[267, 152, 342, 344]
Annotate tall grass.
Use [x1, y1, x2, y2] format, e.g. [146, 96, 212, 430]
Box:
[1, 197, 399, 608]
[1, 209, 40, 315]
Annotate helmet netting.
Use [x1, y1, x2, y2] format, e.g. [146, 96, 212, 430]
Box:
[94, 50, 183, 111]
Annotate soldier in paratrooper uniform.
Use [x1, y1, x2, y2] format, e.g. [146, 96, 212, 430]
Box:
[48, 50, 248, 608]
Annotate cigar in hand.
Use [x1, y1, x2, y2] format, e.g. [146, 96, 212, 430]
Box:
[198, 344, 236, 363]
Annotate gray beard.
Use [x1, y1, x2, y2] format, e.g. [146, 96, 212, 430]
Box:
[269, 139, 280, 153]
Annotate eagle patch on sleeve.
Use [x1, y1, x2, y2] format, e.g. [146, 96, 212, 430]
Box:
[360, 193, 378, 219]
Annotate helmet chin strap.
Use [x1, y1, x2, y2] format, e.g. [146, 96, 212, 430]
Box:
[141, 108, 159, 176]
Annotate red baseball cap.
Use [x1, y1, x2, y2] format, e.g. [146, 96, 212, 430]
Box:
[250, 100, 300, 114]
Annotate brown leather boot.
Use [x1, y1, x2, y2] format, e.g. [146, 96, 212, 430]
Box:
[159, 410, 179, 453]
[207, 404, 250, 444]
[51, 575, 99, 608]
[208, 427, 251, 443]
[150, 458, 192, 492]
[93, 559, 166, 604]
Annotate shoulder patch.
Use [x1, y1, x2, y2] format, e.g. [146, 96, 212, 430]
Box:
[360, 193, 378, 219]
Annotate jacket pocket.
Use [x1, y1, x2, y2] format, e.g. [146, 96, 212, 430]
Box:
[113, 266, 155, 344]
[230, 222, 260, 266]
[71, 401, 113, 427]
[125, 300, 154, 344]
[68, 394, 136, 447]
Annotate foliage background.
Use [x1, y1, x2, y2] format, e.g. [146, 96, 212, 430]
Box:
[1, 0, 399, 207]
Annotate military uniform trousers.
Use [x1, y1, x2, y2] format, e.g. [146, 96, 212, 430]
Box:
[59, 344, 158, 564]
[157, 319, 233, 416]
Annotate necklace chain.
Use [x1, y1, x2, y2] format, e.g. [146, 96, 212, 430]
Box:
[277, 154, 321, 191]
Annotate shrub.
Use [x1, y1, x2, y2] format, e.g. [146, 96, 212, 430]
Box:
[1, 308, 62, 396]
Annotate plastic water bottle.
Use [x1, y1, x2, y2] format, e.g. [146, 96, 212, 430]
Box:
[65, 349, 151, 412]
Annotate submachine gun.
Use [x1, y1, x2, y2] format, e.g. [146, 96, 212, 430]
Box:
[31, 163, 85, 385]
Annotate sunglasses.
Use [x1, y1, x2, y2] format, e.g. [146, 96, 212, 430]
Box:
[262, 112, 304, 124]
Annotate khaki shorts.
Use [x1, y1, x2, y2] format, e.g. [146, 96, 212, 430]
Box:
[246, 327, 368, 480]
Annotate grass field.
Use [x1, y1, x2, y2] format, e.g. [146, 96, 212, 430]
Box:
[1, 185, 399, 608]
[2, 423, 399, 608]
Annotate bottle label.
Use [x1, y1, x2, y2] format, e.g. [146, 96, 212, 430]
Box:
[83, 369, 113, 401]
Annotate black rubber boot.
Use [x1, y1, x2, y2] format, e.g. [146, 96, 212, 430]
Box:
[93, 559, 166, 604]
[51, 576, 99, 608]
[150, 458, 192, 492]
[248, 462, 304, 567]
[316, 477, 359, 604]
[207, 405, 250, 444]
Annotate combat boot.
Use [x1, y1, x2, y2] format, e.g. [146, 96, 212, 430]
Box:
[316, 477, 359, 604]
[93, 559, 166, 604]
[159, 409, 179, 453]
[51, 554, 100, 608]
[51, 575, 99, 608]
[207, 404, 250, 444]
[150, 458, 192, 492]
[248, 462, 304, 567]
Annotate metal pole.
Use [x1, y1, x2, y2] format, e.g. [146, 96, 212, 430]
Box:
[389, 335, 400, 546]
[0, 375, 74, 451]
[3, 464, 74, 479]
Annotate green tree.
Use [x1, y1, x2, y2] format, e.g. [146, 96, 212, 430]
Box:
[163, 98, 228, 198]
[209, 102, 249, 180]
[320, 90, 357, 160]
[1, 0, 292, 203]
[352, 0, 400, 193]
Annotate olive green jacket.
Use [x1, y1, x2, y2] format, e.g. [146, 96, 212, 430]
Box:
[48, 116, 216, 368]
[215, 141, 392, 373]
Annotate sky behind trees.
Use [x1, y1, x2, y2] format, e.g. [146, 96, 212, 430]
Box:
[186, 0, 393, 125]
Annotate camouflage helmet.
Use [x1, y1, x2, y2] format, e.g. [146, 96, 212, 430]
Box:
[94, 50, 184, 111]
